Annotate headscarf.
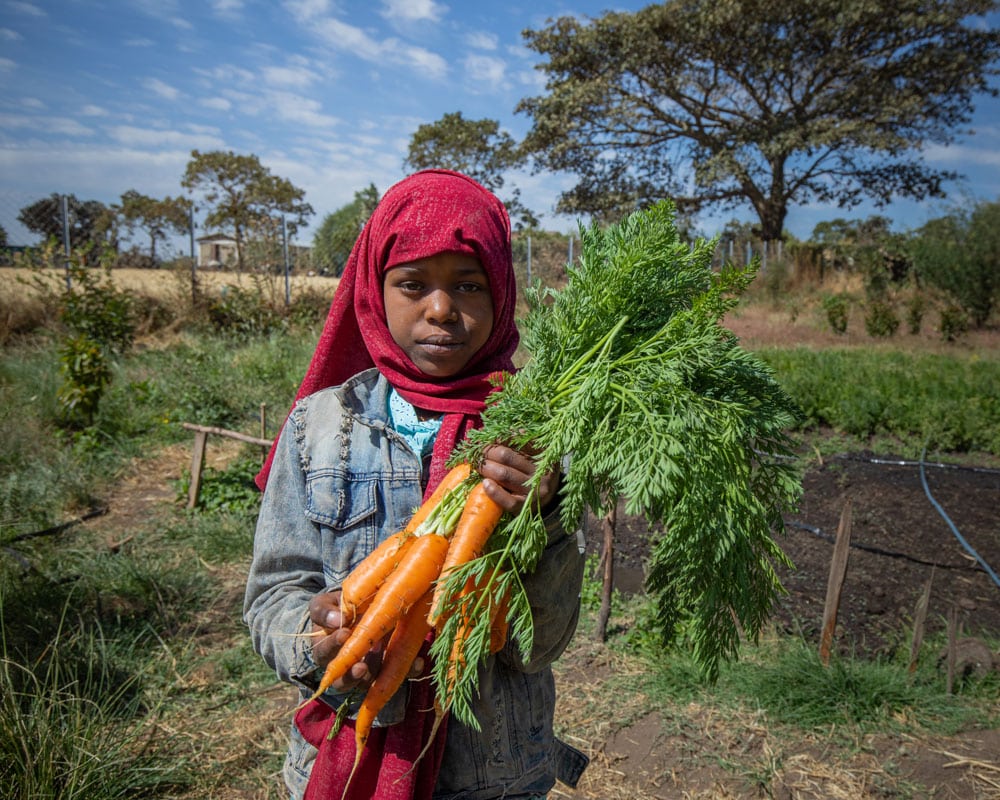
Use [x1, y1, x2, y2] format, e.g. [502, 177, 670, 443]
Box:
[258, 170, 519, 800]
[256, 168, 519, 492]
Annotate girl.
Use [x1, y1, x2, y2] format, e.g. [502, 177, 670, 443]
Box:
[244, 170, 587, 800]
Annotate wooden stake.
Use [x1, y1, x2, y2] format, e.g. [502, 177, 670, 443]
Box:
[908, 567, 935, 673]
[595, 503, 617, 642]
[819, 501, 853, 666]
[187, 429, 208, 510]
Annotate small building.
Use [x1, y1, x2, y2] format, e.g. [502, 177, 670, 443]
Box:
[196, 233, 238, 268]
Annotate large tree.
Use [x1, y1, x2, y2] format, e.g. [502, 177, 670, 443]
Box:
[18, 193, 113, 250]
[312, 184, 380, 275]
[404, 112, 538, 229]
[181, 150, 314, 271]
[116, 190, 192, 262]
[517, 0, 1000, 241]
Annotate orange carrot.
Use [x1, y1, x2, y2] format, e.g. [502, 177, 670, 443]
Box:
[341, 589, 433, 800]
[340, 531, 414, 624]
[428, 482, 504, 625]
[339, 462, 471, 623]
[307, 532, 450, 703]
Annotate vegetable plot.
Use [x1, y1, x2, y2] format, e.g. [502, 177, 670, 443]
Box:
[325, 200, 802, 760]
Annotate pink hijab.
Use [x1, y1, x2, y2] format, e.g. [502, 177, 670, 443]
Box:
[256, 168, 519, 491]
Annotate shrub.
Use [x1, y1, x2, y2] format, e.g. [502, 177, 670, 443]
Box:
[821, 293, 850, 334]
[938, 304, 969, 342]
[864, 299, 900, 338]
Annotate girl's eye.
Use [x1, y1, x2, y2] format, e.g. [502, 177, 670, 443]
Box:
[397, 281, 424, 292]
[457, 282, 486, 293]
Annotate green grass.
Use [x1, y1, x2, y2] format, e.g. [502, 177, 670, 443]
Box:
[762, 347, 1000, 457]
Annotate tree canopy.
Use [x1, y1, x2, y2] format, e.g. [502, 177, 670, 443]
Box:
[18, 193, 113, 250]
[116, 190, 192, 262]
[181, 150, 313, 271]
[404, 112, 538, 229]
[517, 0, 1000, 240]
[311, 184, 380, 275]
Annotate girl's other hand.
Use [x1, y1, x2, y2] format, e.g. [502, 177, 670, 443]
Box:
[478, 444, 559, 515]
[307, 591, 422, 693]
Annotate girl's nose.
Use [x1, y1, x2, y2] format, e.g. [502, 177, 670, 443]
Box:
[426, 290, 459, 323]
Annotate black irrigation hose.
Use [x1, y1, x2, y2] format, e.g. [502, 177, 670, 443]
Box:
[778, 447, 1000, 591]
[833, 452, 1000, 476]
[786, 520, 982, 571]
[919, 445, 1000, 591]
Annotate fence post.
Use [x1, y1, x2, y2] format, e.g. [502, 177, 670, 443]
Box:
[61, 194, 71, 289]
[282, 215, 291, 306]
[189, 205, 197, 305]
[526, 235, 532, 284]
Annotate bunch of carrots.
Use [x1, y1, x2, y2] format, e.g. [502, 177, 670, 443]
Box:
[304, 460, 515, 794]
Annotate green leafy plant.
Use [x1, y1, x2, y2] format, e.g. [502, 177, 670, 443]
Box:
[864, 299, 900, 338]
[434, 201, 802, 726]
[821, 294, 850, 334]
[938, 304, 969, 342]
[50, 256, 136, 427]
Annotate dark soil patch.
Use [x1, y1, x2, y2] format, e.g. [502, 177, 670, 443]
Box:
[591, 450, 1000, 659]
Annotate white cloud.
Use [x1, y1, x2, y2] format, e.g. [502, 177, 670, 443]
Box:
[284, 0, 330, 22]
[380, 0, 447, 23]
[195, 64, 257, 85]
[0, 56, 15, 71]
[265, 90, 339, 128]
[199, 96, 233, 111]
[262, 64, 317, 89]
[0, 113, 93, 136]
[7, 2, 45, 17]
[465, 31, 498, 51]
[143, 78, 181, 101]
[125, 37, 155, 47]
[463, 54, 505, 87]
[212, 0, 244, 17]
[80, 104, 108, 116]
[107, 125, 226, 150]
[923, 141, 1000, 167]
[309, 16, 447, 80]
[21, 97, 44, 109]
[0, 27, 22, 40]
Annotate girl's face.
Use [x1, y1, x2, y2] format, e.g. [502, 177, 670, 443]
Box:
[383, 252, 494, 378]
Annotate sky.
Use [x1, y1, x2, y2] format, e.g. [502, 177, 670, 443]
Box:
[1, 0, 999, 254]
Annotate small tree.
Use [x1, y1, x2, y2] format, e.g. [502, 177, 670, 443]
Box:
[910, 200, 1000, 327]
[312, 184, 380, 275]
[116, 190, 192, 263]
[404, 112, 537, 229]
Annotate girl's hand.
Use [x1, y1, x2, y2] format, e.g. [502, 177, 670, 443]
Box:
[307, 591, 426, 692]
[478, 444, 560, 515]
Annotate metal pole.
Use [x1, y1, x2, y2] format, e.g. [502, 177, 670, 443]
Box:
[568, 235, 573, 265]
[526, 235, 532, 284]
[189, 205, 197, 304]
[61, 194, 71, 289]
[282, 216, 291, 306]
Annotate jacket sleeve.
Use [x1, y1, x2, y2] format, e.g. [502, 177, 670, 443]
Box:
[243, 412, 325, 690]
[500, 510, 586, 673]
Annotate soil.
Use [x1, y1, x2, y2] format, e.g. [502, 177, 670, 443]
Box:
[561, 451, 1000, 800]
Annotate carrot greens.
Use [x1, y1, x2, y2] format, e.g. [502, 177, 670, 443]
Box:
[434, 200, 802, 727]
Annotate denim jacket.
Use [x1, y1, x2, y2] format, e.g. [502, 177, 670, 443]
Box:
[244, 369, 588, 800]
